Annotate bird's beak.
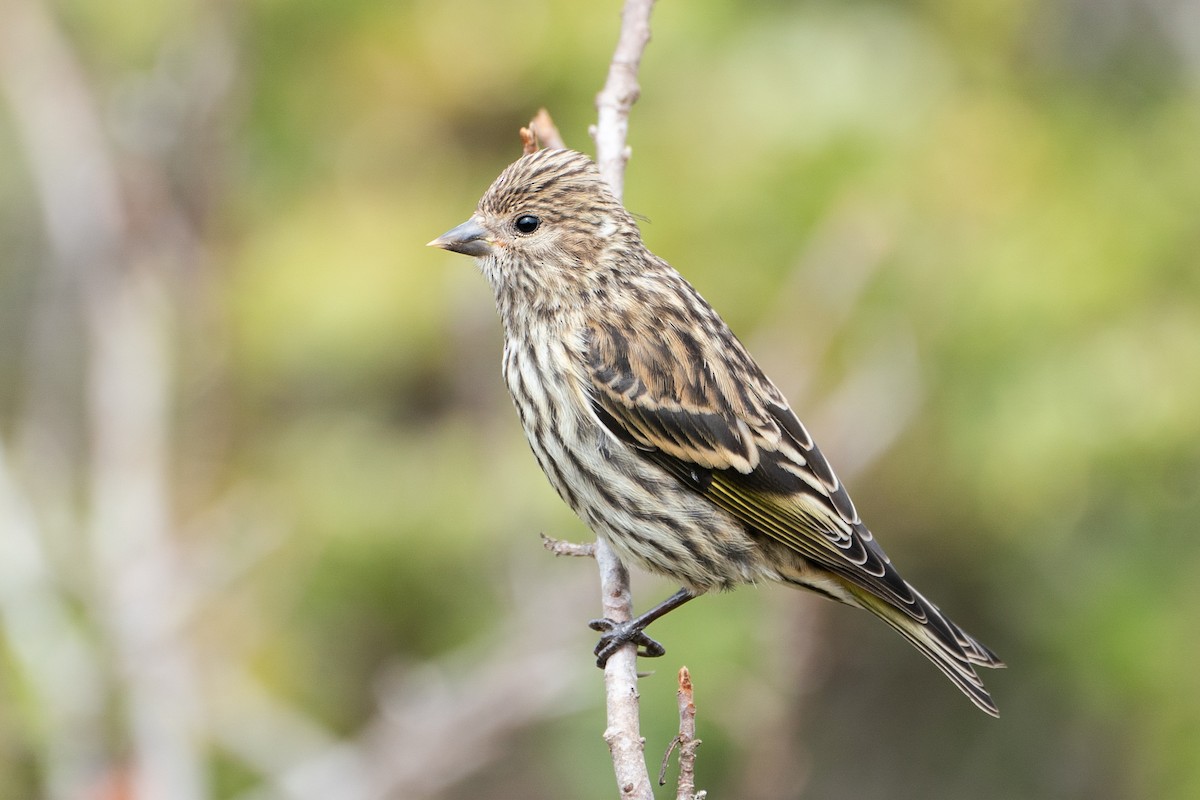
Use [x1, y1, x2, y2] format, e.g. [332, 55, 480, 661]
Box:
[427, 217, 493, 257]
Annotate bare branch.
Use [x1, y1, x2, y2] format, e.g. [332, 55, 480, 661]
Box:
[589, 2, 658, 797]
[673, 667, 704, 800]
[657, 667, 704, 796]
[592, 0, 657, 200]
[521, 9, 685, 799]
[594, 538, 653, 799]
[515, 7, 666, 799]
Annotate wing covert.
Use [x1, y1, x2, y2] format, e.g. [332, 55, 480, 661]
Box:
[584, 319, 928, 619]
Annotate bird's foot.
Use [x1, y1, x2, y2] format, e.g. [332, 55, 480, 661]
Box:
[588, 617, 666, 667]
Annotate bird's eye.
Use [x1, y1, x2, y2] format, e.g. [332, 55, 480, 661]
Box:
[514, 214, 541, 234]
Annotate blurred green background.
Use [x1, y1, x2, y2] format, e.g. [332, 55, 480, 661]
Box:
[2, 0, 1199, 798]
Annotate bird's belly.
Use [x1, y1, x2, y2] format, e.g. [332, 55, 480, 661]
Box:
[503, 331, 772, 590]
[568, 438, 768, 591]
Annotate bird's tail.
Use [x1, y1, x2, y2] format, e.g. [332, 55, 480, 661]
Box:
[844, 582, 1005, 717]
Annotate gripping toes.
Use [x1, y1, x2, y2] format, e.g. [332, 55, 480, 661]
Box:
[588, 617, 667, 666]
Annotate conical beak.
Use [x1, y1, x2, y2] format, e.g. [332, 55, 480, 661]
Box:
[427, 217, 493, 257]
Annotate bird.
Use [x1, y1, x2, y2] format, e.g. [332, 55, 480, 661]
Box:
[429, 147, 1004, 715]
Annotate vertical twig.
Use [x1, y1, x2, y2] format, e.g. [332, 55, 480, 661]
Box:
[593, 540, 653, 799]
[589, 1, 658, 797]
[673, 667, 703, 800]
[593, 0, 657, 201]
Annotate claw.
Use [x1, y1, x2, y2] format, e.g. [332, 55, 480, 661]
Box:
[581, 588, 697, 668]
[588, 617, 667, 667]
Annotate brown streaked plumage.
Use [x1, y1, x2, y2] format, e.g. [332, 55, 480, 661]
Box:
[430, 148, 1004, 715]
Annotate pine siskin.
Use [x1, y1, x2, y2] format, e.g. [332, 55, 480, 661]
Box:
[430, 148, 1004, 715]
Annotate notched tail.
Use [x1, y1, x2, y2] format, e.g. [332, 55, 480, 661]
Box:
[846, 583, 1004, 717]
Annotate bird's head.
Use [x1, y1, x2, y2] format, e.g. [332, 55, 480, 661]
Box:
[429, 149, 643, 309]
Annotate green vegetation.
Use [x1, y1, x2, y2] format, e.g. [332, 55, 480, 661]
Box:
[1, 0, 1198, 797]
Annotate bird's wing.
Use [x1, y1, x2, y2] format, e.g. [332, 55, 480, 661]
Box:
[584, 312, 1004, 715]
[584, 316, 928, 618]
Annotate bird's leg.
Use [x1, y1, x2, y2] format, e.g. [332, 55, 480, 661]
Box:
[589, 587, 697, 667]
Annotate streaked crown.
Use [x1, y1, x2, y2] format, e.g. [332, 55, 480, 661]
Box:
[479, 149, 615, 217]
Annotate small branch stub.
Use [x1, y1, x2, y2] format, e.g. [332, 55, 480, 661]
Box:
[529, 108, 566, 150]
[660, 666, 704, 799]
[519, 126, 537, 155]
[539, 533, 596, 559]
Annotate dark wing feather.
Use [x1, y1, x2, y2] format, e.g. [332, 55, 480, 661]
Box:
[585, 318, 925, 616]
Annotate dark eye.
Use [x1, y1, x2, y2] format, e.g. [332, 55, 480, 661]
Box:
[514, 214, 541, 234]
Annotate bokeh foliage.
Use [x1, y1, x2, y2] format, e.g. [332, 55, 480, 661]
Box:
[2, 0, 1199, 798]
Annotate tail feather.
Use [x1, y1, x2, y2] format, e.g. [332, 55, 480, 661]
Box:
[845, 583, 1003, 717]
